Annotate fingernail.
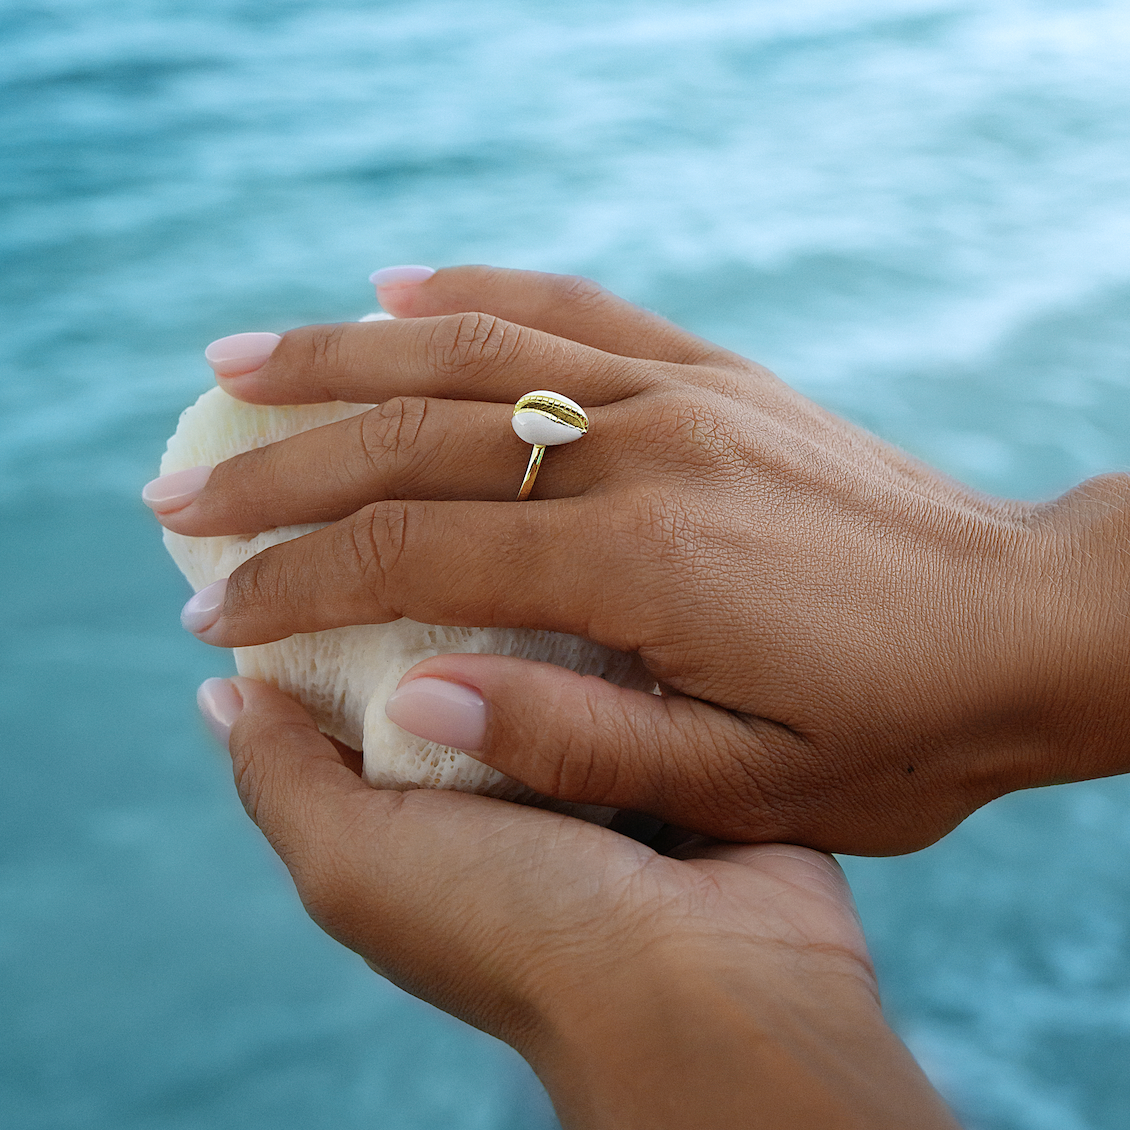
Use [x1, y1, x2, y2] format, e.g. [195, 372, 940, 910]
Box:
[204, 331, 282, 377]
[181, 578, 228, 635]
[141, 465, 212, 512]
[385, 677, 487, 752]
[197, 677, 244, 747]
[369, 265, 435, 288]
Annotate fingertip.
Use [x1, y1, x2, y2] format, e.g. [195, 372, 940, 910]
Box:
[369, 264, 436, 287]
[370, 265, 437, 317]
[197, 677, 244, 748]
[181, 578, 228, 636]
[142, 465, 212, 514]
[228, 675, 324, 732]
[385, 677, 488, 752]
[204, 332, 282, 377]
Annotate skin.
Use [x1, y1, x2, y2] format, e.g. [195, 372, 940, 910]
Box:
[221, 675, 962, 1129]
[157, 265, 1130, 854]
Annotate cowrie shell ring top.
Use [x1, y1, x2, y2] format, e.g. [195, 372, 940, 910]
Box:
[511, 391, 588, 502]
[511, 390, 589, 445]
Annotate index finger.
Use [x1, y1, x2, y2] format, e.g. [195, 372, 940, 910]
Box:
[216, 313, 665, 408]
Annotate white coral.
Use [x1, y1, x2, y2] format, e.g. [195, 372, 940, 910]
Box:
[160, 385, 653, 822]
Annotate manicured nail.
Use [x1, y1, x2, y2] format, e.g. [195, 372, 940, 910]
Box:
[141, 465, 212, 512]
[197, 677, 244, 747]
[369, 265, 435, 288]
[181, 578, 228, 635]
[204, 332, 281, 377]
[385, 677, 487, 751]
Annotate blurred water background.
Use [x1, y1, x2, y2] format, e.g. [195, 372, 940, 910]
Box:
[2, 0, 1129, 1126]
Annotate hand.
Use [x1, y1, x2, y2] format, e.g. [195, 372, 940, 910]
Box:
[204, 675, 960, 1130]
[154, 267, 1130, 853]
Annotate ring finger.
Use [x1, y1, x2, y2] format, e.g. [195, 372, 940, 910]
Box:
[150, 395, 625, 536]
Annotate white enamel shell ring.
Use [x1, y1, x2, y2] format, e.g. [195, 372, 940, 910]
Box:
[511, 390, 589, 501]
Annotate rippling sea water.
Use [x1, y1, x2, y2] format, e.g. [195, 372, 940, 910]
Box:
[2, 1, 1128, 1127]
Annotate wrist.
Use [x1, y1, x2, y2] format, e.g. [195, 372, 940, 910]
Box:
[1023, 472, 1130, 784]
[524, 938, 957, 1130]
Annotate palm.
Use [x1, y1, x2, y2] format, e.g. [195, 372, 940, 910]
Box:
[287, 784, 875, 1041]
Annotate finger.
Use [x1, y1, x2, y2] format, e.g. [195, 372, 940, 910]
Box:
[223, 674, 553, 899]
[153, 396, 615, 537]
[214, 313, 662, 408]
[375, 265, 734, 367]
[222, 676, 380, 870]
[181, 497, 639, 651]
[382, 653, 810, 844]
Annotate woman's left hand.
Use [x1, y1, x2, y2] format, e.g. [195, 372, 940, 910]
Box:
[149, 265, 1130, 852]
[207, 675, 958, 1130]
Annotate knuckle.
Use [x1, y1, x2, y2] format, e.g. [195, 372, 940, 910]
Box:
[427, 311, 524, 382]
[544, 681, 631, 805]
[230, 722, 378, 934]
[294, 794, 405, 940]
[548, 737, 605, 805]
[551, 273, 606, 310]
[306, 323, 347, 372]
[229, 546, 286, 611]
[721, 725, 830, 840]
[359, 397, 430, 470]
[616, 487, 695, 563]
[288, 832, 364, 934]
[229, 721, 306, 861]
[230, 736, 266, 825]
[712, 734, 777, 827]
[347, 499, 413, 603]
[635, 392, 738, 473]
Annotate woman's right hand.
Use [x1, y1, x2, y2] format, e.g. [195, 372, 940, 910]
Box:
[208, 675, 961, 1130]
[152, 266, 1130, 853]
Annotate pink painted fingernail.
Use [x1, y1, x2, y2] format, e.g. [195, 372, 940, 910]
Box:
[181, 578, 228, 635]
[385, 677, 487, 751]
[141, 465, 212, 512]
[197, 678, 244, 747]
[369, 265, 435, 288]
[204, 332, 282, 377]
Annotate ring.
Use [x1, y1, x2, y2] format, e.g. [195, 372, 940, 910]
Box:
[511, 390, 589, 501]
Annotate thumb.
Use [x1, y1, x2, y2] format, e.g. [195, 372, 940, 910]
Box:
[384, 654, 799, 841]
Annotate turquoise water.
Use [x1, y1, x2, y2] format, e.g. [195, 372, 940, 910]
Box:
[3, 1, 1129, 1126]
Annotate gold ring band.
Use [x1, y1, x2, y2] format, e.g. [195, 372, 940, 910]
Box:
[516, 444, 547, 502]
[511, 390, 589, 502]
